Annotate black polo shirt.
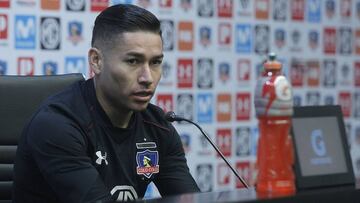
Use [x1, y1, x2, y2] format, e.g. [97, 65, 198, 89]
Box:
[13, 79, 199, 203]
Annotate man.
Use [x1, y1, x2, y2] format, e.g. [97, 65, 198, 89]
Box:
[13, 4, 199, 202]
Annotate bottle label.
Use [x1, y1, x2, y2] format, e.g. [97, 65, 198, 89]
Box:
[255, 75, 293, 116]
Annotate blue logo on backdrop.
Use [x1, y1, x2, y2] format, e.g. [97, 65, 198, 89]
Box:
[199, 26, 212, 47]
[235, 24, 252, 53]
[42, 61, 58, 75]
[197, 93, 213, 123]
[0, 60, 7, 75]
[111, 0, 133, 5]
[68, 21, 83, 45]
[15, 15, 36, 49]
[274, 28, 286, 49]
[307, 0, 321, 22]
[324, 95, 335, 105]
[308, 30, 319, 49]
[65, 57, 86, 75]
[293, 95, 302, 107]
[219, 62, 230, 83]
[180, 133, 191, 152]
[325, 0, 335, 18]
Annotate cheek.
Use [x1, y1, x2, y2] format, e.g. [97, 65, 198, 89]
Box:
[153, 69, 162, 82]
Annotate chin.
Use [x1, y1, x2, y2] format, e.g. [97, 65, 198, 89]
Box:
[131, 103, 149, 112]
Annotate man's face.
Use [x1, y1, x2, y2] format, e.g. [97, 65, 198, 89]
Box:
[95, 31, 163, 112]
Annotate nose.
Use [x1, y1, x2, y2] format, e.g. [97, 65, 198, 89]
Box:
[138, 64, 153, 86]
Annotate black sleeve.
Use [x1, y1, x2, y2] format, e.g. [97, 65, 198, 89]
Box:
[153, 124, 200, 196]
[26, 111, 112, 203]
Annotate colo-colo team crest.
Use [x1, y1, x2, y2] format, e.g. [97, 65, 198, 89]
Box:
[136, 149, 159, 178]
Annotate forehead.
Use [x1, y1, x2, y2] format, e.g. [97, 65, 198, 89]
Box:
[109, 31, 163, 54]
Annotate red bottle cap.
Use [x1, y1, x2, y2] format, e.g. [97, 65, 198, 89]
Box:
[264, 53, 282, 70]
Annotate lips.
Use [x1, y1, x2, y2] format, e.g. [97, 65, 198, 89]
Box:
[132, 90, 153, 102]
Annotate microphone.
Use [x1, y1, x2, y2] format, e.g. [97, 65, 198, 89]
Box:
[164, 111, 250, 189]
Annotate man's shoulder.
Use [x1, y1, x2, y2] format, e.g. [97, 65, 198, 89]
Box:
[22, 81, 91, 146]
[31, 81, 90, 128]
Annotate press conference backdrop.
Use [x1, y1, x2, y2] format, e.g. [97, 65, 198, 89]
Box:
[0, 0, 360, 198]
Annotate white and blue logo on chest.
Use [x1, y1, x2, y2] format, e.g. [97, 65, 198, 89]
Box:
[136, 142, 159, 178]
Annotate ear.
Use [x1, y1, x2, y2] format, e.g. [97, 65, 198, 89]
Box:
[88, 48, 103, 75]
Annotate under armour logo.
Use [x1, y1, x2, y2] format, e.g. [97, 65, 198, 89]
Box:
[95, 150, 108, 165]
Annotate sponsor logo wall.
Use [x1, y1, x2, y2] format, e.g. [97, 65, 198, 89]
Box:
[1, 0, 360, 196]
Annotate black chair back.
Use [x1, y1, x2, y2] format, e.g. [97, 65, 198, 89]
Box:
[0, 73, 85, 202]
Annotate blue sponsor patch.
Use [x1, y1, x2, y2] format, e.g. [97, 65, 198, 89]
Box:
[0, 60, 7, 75]
[136, 150, 159, 178]
[15, 15, 36, 49]
[307, 0, 321, 22]
[65, 56, 86, 75]
[197, 93, 213, 123]
[235, 24, 252, 53]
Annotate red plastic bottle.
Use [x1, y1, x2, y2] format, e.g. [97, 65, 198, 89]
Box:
[254, 53, 295, 195]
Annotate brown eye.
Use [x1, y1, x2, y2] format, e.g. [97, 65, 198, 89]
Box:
[126, 59, 139, 65]
[152, 59, 162, 66]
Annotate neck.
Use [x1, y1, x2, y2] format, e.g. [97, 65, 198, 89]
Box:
[93, 79, 133, 128]
[105, 108, 133, 128]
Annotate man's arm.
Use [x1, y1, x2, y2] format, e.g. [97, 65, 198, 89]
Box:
[24, 111, 112, 203]
[153, 125, 200, 196]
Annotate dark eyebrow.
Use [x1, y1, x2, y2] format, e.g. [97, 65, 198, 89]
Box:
[154, 54, 164, 59]
[126, 52, 164, 59]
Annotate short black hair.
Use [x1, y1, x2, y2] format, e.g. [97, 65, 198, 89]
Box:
[91, 4, 161, 50]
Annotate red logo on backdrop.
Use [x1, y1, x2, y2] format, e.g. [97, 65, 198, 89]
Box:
[236, 162, 251, 188]
[306, 60, 320, 87]
[178, 21, 193, 51]
[216, 128, 232, 157]
[323, 27, 336, 54]
[237, 59, 251, 82]
[340, 0, 351, 19]
[218, 22, 232, 47]
[0, 0, 9, 8]
[291, 0, 305, 21]
[338, 92, 351, 117]
[290, 59, 304, 87]
[91, 0, 108, 12]
[17, 57, 34, 76]
[217, 163, 231, 186]
[355, 29, 360, 55]
[355, 62, 360, 86]
[217, 0, 233, 18]
[159, 0, 172, 8]
[236, 93, 251, 121]
[177, 58, 193, 88]
[156, 94, 173, 113]
[255, 0, 269, 19]
[0, 14, 8, 40]
[217, 93, 232, 121]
